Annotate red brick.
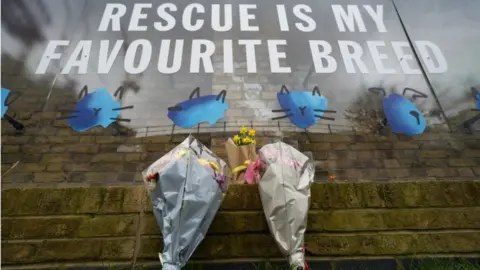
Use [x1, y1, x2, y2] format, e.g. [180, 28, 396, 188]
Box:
[457, 168, 475, 177]
[67, 144, 99, 154]
[125, 153, 148, 162]
[463, 150, 480, 158]
[384, 159, 401, 168]
[91, 153, 124, 162]
[17, 163, 46, 173]
[393, 142, 419, 149]
[421, 158, 447, 167]
[330, 143, 349, 150]
[447, 159, 477, 167]
[47, 136, 79, 143]
[146, 144, 165, 152]
[427, 168, 458, 177]
[420, 150, 448, 158]
[84, 172, 118, 183]
[1, 145, 20, 153]
[46, 163, 63, 172]
[303, 143, 331, 151]
[328, 151, 356, 160]
[2, 154, 24, 165]
[349, 143, 375, 150]
[40, 154, 72, 163]
[33, 172, 66, 182]
[345, 169, 362, 179]
[387, 169, 410, 178]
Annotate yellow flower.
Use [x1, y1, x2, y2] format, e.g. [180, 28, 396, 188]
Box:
[242, 137, 251, 144]
[248, 129, 256, 137]
[240, 126, 247, 134]
[233, 135, 240, 144]
[251, 139, 256, 145]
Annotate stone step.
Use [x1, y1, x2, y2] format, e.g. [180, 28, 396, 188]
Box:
[8, 257, 480, 270]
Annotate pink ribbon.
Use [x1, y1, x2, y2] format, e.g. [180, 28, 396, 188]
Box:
[244, 159, 263, 184]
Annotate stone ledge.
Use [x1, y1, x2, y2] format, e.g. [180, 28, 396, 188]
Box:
[3, 231, 479, 265]
[142, 207, 480, 235]
[3, 181, 480, 216]
[3, 207, 479, 241]
[137, 231, 480, 259]
[2, 214, 138, 239]
[3, 257, 480, 270]
[2, 238, 136, 265]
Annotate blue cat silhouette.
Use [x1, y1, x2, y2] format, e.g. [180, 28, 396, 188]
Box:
[459, 87, 480, 134]
[271, 85, 336, 129]
[167, 87, 229, 128]
[1, 88, 24, 132]
[58, 86, 134, 132]
[369, 87, 427, 136]
[473, 87, 480, 111]
[1, 88, 11, 118]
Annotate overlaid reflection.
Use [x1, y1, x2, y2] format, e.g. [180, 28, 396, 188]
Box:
[395, 0, 480, 133]
[2, 0, 478, 137]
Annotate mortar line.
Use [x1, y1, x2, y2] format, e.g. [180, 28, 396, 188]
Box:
[131, 186, 147, 269]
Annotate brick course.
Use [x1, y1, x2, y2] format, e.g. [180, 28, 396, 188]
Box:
[3, 54, 479, 187]
[2, 181, 480, 268]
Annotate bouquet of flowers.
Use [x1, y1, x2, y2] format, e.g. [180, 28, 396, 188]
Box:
[257, 141, 314, 270]
[143, 135, 230, 269]
[224, 126, 257, 182]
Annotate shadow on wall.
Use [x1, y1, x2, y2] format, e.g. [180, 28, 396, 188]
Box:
[345, 85, 391, 134]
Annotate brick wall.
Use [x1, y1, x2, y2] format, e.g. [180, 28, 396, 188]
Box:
[2, 53, 480, 187]
[2, 130, 480, 188]
[2, 181, 480, 269]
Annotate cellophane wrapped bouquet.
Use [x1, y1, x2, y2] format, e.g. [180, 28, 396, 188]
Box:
[142, 135, 230, 269]
[224, 126, 257, 183]
[254, 141, 315, 270]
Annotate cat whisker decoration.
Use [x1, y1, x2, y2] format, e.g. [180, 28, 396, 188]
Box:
[314, 115, 335, 121]
[57, 109, 79, 113]
[167, 106, 183, 111]
[57, 85, 134, 135]
[1, 88, 25, 134]
[110, 117, 131, 122]
[56, 115, 78, 120]
[314, 109, 337, 113]
[272, 109, 291, 113]
[271, 85, 335, 129]
[313, 108, 336, 121]
[112, 105, 134, 111]
[272, 113, 294, 121]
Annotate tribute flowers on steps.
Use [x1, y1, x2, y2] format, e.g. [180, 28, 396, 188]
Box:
[225, 126, 257, 183]
[143, 135, 230, 270]
[256, 141, 314, 270]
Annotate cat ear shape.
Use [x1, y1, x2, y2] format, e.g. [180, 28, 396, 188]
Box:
[280, 85, 290, 94]
[114, 86, 126, 100]
[78, 85, 88, 99]
[312, 86, 321, 96]
[471, 87, 479, 99]
[403, 87, 428, 100]
[5, 91, 22, 106]
[216, 90, 227, 103]
[189, 87, 200, 100]
[368, 87, 386, 97]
